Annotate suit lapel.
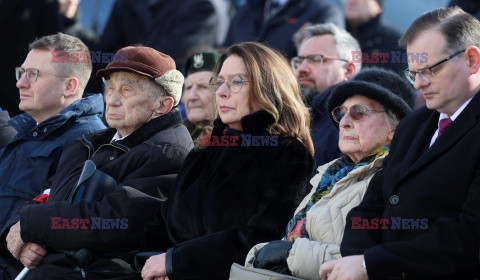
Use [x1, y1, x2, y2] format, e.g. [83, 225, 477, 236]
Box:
[399, 93, 480, 183]
[398, 110, 438, 177]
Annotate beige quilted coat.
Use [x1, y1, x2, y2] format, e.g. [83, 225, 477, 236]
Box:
[245, 154, 386, 280]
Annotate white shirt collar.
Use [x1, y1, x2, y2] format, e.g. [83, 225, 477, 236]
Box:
[437, 96, 474, 124]
[111, 131, 129, 143]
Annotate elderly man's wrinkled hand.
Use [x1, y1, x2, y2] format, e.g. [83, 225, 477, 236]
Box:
[6, 221, 24, 259]
[142, 253, 167, 280]
[19, 242, 46, 269]
[319, 255, 368, 280]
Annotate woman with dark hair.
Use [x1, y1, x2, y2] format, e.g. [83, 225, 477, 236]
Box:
[139, 42, 315, 280]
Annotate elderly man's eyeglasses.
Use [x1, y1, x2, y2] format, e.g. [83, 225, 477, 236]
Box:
[209, 75, 249, 93]
[291, 54, 349, 70]
[331, 104, 385, 123]
[15, 67, 66, 83]
[404, 49, 465, 85]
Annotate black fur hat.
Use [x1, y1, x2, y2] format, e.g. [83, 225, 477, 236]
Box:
[327, 67, 416, 128]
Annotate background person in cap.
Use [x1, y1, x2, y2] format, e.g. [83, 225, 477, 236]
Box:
[2, 46, 192, 280]
[182, 51, 221, 140]
[242, 67, 414, 280]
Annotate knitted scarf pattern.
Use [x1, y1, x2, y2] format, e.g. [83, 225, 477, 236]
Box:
[284, 146, 389, 241]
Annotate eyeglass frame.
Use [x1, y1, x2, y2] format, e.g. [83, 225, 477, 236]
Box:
[331, 104, 385, 123]
[291, 54, 350, 70]
[403, 49, 465, 85]
[208, 75, 249, 94]
[15, 67, 67, 83]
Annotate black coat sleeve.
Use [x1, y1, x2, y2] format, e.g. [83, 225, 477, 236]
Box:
[19, 180, 164, 252]
[18, 141, 180, 252]
[166, 140, 315, 280]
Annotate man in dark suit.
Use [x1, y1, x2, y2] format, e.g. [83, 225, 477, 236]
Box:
[319, 6, 480, 280]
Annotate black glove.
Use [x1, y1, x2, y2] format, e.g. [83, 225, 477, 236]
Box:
[253, 240, 293, 275]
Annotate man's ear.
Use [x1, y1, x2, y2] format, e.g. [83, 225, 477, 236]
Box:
[465, 46, 480, 75]
[345, 62, 357, 80]
[154, 96, 174, 117]
[63, 77, 79, 97]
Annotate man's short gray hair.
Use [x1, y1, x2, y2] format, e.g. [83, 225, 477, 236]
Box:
[294, 23, 362, 72]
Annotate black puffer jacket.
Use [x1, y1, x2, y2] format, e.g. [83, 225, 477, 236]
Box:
[141, 110, 315, 280]
[3, 107, 192, 280]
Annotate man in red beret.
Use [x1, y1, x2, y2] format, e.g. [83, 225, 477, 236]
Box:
[1, 46, 193, 280]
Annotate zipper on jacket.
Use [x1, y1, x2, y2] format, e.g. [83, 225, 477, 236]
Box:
[91, 143, 128, 158]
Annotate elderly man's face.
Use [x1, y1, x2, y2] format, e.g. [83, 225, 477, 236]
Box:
[183, 71, 215, 127]
[296, 35, 350, 94]
[338, 95, 393, 162]
[104, 72, 161, 137]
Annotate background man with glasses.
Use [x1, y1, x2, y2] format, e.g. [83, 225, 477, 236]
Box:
[292, 23, 361, 166]
[0, 32, 105, 277]
[319, 7, 480, 280]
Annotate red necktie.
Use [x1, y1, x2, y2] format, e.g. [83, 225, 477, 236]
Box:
[436, 118, 452, 139]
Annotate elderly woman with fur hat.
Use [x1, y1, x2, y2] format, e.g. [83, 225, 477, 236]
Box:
[243, 67, 415, 280]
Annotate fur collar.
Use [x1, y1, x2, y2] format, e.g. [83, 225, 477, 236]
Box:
[211, 110, 275, 137]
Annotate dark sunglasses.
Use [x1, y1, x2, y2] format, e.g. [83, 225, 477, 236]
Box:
[331, 104, 385, 123]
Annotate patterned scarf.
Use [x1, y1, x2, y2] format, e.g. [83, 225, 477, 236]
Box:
[284, 146, 389, 241]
